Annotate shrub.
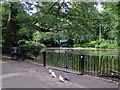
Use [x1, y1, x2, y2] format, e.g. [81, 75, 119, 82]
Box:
[41, 38, 59, 47]
[74, 39, 119, 49]
[18, 45, 41, 59]
[107, 44, 118, 49]
[73, 43, 81, 48]
[18, 40, 33, 45]
[80, 41, 97, 48]
[100, 43, 109, 48]
[62, 39, 74, 47]
[74, 41, 97, 48]
[95, 45, 101, 48]
[88, 41, 97, 47]
[97, 43, 119, 49]
[62, 43, 72, 47]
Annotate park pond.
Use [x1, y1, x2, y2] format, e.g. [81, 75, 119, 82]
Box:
[45, 48, 120, 55]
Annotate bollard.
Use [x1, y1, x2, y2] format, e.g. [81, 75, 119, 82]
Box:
[11, 47, 18, 60]
[81, 55, 84, 75]
[79, 56, 81, 73]
[43, 51, 46, 67]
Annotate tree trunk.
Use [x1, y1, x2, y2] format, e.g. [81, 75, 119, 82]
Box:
[3, 2, 19, 54]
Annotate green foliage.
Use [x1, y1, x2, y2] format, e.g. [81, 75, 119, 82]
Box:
[19, 44, 41, 49]
[89, 41, 97, 46]
[18, 45, 41, 59]
[73, 43, 81, 48]
[98, 38, 119, 49]
[81, 43, 89, 47]
[62, 39, 74, 47]
[74, 41, 97, 48]
[18, 39, 46, 48]
[95, 45, 100, 48]
[62, 43, 72, 47]
[2, 1, 120, 50]
[33, 31, 64, 47]
[2, 2, 10, 38]
[18, 39, 32, 45]
[62, 43, 68, 47]
[100, 43, 119, 49]
[100, 43, 109, 48]
[74, 39, 120, 49]
[42, 38, 59, 47]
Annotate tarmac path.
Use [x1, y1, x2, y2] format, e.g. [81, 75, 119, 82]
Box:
[1, 59, 119, 88]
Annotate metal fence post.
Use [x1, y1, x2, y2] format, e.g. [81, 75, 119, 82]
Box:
[81, 55, 84, 75]
[43, 51, 46, 67]
[79, 55, 80, 73]
[118, 56, 120, 83]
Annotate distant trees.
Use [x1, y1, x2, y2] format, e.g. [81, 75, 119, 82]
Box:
[1, 1, 120, 53]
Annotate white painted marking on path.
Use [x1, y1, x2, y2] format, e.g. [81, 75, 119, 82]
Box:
[0, 73, 22, 79]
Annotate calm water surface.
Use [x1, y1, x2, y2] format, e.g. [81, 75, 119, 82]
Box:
[46, 48, 120, 55]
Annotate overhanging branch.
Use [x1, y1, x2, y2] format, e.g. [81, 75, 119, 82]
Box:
[33, 2, 58, 25]
[35, 26, 50, 32]
[47, 1, 65, 30]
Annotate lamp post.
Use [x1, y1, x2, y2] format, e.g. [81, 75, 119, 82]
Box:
[99, 26, 101, 46]
[94, 0, 103, 74]
[99, 24, 102, 69]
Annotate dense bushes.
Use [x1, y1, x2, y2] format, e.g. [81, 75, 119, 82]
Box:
[62, 39, 74, 47]
[73, 39, 120, 49]
[18, 39, 46, 48]
[73, 43, 81, 48]
[73, 41, 97, 48]
[97, 39, 119, 49]
[62, 43, 73, 47]
[38, 38, 59, 47]
[18, 38, 59, 47]
[18, 45, 41, 59]
[82, 41, 97, 47]
[96, 43, 119, 49]
[18, 39, 120, 49]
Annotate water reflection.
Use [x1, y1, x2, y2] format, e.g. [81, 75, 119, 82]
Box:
[46, 48, 120, 55]
[54, 49, 73, 53]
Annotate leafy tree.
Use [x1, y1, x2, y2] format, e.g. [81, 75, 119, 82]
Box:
[1, 1, 120, 53]
[2, 2, 36, 53]
[3, 2, 20, 53]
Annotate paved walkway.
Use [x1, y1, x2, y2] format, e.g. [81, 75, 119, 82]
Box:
[1, 59, 119, 88]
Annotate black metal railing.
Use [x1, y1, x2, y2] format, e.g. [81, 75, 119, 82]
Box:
[44, 51, 120, 82]
[18, 48, 120, 82]
[83, 55, 120, 82]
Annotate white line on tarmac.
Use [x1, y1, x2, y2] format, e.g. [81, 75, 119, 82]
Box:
[0, 73, 22, 79]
